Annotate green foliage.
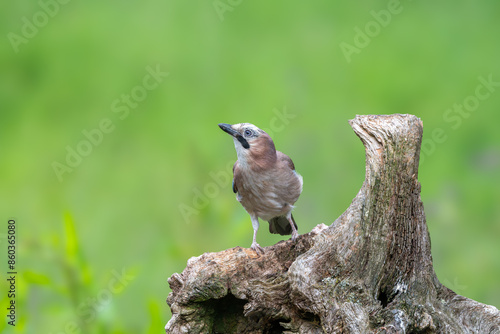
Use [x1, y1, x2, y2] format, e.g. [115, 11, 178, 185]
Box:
[1, 1, 499, 332]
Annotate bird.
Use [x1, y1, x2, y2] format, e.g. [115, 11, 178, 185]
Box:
[218, 123, 303, 254]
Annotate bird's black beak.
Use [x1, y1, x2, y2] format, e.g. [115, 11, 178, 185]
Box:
[218, 123, 250, 149]
[218, 123, 239, 137]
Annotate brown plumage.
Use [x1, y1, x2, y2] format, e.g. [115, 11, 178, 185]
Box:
[219, 123, 303, 254]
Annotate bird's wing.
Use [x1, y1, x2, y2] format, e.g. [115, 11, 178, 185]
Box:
[276, 151, 295, 170]
[232, 161, 239, 193]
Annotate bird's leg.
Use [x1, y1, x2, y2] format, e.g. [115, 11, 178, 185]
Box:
[287, 213, 299, 241]
[250, 215, 264, 254]
[251, 229, 264, 254]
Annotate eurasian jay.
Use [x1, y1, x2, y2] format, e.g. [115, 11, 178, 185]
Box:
[218, 123, 303, 254]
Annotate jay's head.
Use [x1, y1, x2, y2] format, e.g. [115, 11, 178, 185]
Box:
[218, 123, 276, 167]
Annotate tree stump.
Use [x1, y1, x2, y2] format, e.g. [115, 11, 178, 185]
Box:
[166, 114, 500, 333]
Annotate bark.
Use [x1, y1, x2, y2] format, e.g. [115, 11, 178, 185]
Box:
[166, 114, 500, 333]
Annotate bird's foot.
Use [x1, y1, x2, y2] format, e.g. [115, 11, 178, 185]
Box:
[251, 242, 265, 255]
[291, 230, 299, 242]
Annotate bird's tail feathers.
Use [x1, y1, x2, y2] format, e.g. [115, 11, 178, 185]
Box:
[268, 214, 297, 236]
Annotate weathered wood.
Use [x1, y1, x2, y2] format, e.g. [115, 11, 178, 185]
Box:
[166, 114, 500, 333]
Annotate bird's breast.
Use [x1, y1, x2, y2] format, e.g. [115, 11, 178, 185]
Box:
[235, 168, 302, 220]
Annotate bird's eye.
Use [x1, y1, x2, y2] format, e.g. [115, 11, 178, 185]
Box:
[244, 129, 253, 137]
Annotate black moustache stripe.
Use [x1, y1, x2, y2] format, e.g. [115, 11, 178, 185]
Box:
[237, 136, 250, 149]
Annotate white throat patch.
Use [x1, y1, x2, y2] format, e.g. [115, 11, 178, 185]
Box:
[233, 137, 250, 167]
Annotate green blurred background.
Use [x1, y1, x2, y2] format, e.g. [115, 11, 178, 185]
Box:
[1, 0, 499, 332]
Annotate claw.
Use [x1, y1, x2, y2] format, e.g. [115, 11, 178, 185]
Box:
[291, 230, 299, 242]
[251, 242, 265, 255]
